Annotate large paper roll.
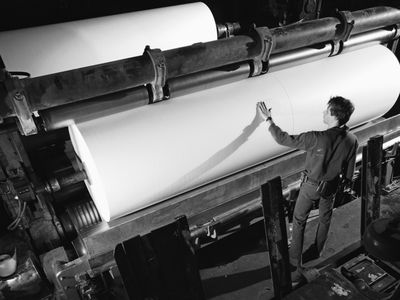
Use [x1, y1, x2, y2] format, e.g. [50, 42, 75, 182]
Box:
[69, 45, 400, 221]
[0, 2, 216, 77]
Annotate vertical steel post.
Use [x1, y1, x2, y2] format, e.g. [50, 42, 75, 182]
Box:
[114, 216, 204, 300]
[361, 135, 383, 237]
[261, 176, 292, 298]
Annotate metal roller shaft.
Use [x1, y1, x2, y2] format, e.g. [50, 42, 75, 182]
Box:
[41, 87, 149, 130]
[35, 170, 88, 194]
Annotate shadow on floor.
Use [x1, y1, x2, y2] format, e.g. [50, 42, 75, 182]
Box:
[202, 266, 271, 298]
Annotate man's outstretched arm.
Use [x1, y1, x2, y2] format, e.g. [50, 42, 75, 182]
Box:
[257, 101, 317, 151]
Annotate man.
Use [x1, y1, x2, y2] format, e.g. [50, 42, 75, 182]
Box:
[257, 96, 358, 281]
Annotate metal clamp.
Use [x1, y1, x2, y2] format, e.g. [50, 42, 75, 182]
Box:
[216, 22, 241, 38]
[143, 46, 168, 103]
[55, 256, 92, 300]
[11, 90, 37, 135]
[250, 27, 274, 76]
[1, 66, 37, 135]
[388, 23, 400, 53]
[394, 23, 400, 40]
[331, 10, 355, 56]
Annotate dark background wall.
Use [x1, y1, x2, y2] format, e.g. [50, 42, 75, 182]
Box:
[1, 0, 399, 32]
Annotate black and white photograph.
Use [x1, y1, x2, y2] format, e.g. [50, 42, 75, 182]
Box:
[0, 0, 400, 299]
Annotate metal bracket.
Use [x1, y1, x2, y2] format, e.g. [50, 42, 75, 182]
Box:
[1, 69, 37, 135]
[55, 256, 92, 300]
[143, 46, 168, 104]
[393, 23, 400, 40]
[216, 22, 241, 38]
[250, 27, 274, 76]
[388, 23, 400, 54]
[331, 10, 355, 56]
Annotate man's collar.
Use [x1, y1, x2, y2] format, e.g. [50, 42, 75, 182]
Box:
[330, 124, 348, 132]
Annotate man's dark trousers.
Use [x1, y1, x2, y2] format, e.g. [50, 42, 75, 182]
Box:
[289, 181, 335, 267]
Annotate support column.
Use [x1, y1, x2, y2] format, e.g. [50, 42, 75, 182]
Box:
[114, 216, 204, 300]
[261, 176, 292, 298]
[361, 135, 383, 237]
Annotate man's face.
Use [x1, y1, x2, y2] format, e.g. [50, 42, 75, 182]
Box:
[323, 105, 331, 125]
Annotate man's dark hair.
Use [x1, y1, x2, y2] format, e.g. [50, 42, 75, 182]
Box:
[328, 96, 355, 126]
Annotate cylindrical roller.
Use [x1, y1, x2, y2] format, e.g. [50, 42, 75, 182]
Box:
[165, 35, 259, 78]
[269, 44, 332, 72]
[168, 63, 251, 98]
[0, 2, 217, 77]
[40, 87, 149, 130]
[66, 200, 102, 231]
[69, 46, 400, 221]
[341, 28, 398, 53]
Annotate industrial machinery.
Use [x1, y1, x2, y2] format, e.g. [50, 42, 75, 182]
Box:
[0, 1, 400, 299]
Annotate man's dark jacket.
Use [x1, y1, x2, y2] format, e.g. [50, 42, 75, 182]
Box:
[268, 123, 358, 182]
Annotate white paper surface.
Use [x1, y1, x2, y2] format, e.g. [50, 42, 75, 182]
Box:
[69, 45, 400, 221]
[0, 2, 216, 77]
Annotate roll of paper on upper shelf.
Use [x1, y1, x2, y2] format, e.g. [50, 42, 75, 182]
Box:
[0, 2, 217, 77]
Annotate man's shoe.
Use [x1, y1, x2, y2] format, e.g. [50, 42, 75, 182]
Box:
[302, 244, 320, 264]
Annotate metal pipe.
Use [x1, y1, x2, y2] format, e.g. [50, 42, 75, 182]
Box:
[168, 63, 250, 98]
[35, 170, 88, 194]
[269, 44, 332, 72]
[3, 6, 397, 117]
[41, 86, 149, 130]
[189, 198, 261, 240]
[271, 18, 340, 54]
[167, 35, 259, 78]
[341, 27, 397, 53]
[189, 183, 298, 241]
[23, 56, 153, 113]
[269, 28, 397, 72]
[58, 171, 88, 189]
[351, 6, 400, 35]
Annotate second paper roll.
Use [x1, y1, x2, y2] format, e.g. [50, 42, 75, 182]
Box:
[0, 2, 217, 77]
[70, 45, 400, 221]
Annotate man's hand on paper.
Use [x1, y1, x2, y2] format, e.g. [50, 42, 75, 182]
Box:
[257, 101, 272, 121]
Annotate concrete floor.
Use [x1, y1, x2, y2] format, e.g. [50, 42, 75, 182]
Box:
[199, 186, 400, 299]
